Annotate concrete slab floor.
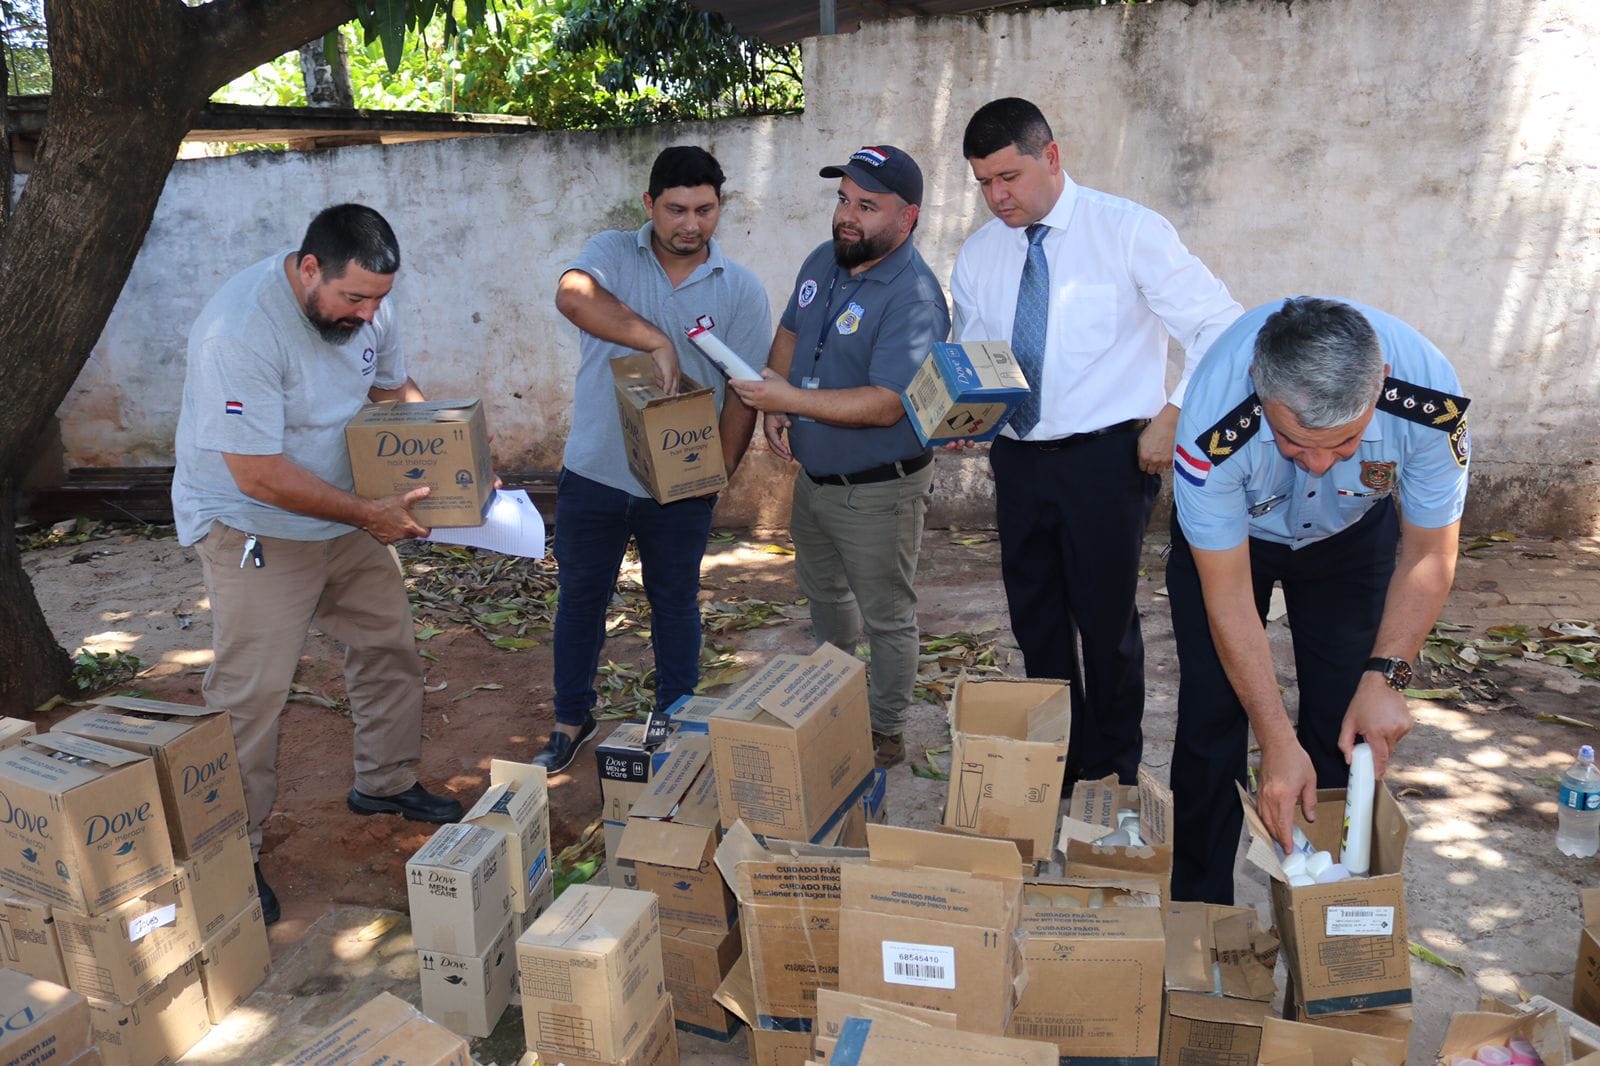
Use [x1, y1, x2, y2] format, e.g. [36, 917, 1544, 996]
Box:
[174, 529, 1600, 1064]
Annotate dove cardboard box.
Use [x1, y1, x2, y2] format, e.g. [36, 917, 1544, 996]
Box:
[1158, 901, 1278, 1066]
[346, 399, 494, 528]
[407, 823, 514, 957]
[1576, 890, 1600, 1025]
[0, 967, 92, 1066]
[461, 759, 551, 917]
[418, 913, 518, 1039]
[52, 872, 203, 1003]
[942, 677, 1071, 864]
[661, 923, 742, 1040]
[87, 956, 211, 1066]
[902, 341, 1031, 445]
[0, 734, 173, 916]
[612, 354, 727, 503]
[197, 898, 271, 1025]
[283, 990, 470, 1066]
[0, 893, 70, 985]
[1237, 782, 1411, 1017]
[1059, 769, 1175, 908]
[58, 695, 247, 860]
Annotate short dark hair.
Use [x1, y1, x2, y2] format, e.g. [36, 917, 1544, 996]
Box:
[1252, 298, 1386, 429]
[647, 145, 725, 199]
[297, 204, 400, 278]
[963, 97, 1054, 160]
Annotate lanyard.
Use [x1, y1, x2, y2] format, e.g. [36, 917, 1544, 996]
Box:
[810, 267, 868, 370]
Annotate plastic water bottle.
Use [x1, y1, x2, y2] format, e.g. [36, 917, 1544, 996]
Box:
[1557, 744, 1600, 858]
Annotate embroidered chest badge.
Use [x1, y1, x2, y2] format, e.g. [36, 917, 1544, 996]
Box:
[797, 279, 818, 308]
[1359, 460, 1397, 492]
[836, 301, 866, 335]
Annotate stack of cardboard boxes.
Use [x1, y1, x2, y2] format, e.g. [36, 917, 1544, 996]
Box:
[516, 883, 678, 1066]
[0, 966, 102, 1065]
[284, 990, 473, 1065]
[0, 698, 267, 1066]
[407, 758, 553, 1039]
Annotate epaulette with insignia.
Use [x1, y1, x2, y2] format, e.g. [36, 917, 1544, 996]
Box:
[1376, 376, 1469, 431]
[1195, 392, 1264, 465]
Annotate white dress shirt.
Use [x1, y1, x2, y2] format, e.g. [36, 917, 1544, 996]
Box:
[950, 173, 1242, 441]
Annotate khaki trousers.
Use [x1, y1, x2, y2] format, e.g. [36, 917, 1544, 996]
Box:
[790, 463, 933, 735]
[195, 523, 422, 857]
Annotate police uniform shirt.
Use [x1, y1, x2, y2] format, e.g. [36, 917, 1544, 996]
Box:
[779, 237, 950, 477]
[1173, 298, 1471, 552]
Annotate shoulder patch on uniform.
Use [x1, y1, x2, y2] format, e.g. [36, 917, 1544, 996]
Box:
[1376, 376, 1470, 431]
[1195, 392, 1264, 466]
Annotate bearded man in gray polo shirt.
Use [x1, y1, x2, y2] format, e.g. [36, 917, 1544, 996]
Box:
[731, 145, 950, 768]
[539, 146, 772, 773]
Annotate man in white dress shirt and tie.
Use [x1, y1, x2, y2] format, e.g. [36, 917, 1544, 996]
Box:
[950, 97, 1242, 786]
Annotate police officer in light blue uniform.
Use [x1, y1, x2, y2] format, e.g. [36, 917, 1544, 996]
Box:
[1167, 297, 1471, 904]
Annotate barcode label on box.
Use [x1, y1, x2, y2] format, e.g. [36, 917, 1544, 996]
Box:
[1325, 905, 1394, 937]
[881, 940, 955, 989]
[128, 904, 177, 943]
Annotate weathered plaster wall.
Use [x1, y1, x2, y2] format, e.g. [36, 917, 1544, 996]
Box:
[54, 0, 1599, 532]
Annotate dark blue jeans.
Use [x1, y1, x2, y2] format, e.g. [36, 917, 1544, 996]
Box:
[552, 469, 715, 726]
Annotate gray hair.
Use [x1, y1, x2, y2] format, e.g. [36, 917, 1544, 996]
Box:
[1250, 298, 1385, 428]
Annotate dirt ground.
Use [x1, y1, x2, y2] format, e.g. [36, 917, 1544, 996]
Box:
[19, 515, 1600, 1059]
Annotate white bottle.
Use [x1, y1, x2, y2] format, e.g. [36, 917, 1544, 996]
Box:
[1557, 744, 1600, 858]
[1340, 742, 1376, 876]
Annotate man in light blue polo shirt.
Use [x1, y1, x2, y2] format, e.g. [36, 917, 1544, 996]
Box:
[542, 146, 772, 773]
[1168, 296, 1470, 904]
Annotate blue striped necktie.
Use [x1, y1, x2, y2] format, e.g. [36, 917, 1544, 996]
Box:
[1009, 223, 1050, 436]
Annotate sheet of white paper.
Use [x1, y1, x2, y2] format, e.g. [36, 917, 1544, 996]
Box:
[424, 489, 546, 559]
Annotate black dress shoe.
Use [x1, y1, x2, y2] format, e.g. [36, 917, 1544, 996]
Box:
[531, 716, 599, 774]
[346, 782, 464, 823]
[254, 862, 281, 926]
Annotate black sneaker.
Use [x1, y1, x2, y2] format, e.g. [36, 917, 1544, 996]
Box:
[346, 782, 464, 823]
[255, 862, 281, 926]
[531, 716, 599, 774]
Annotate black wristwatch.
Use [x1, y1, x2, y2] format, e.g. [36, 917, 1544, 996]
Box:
[1365, 656, 1413, 691]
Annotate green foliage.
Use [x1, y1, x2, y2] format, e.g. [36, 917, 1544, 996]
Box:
[71, 649, 143, 692]
[1, 0, 50, 94]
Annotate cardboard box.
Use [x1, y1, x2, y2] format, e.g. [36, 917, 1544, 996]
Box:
[527, 870, 556, 927]
[87, 957, 210, 1066]
[63, 696, 247, 859]
[812, 990, 955, 1065]
[618, 737, 736, 934]
[1158, 991, 1271, 1066]
[827, 1014, 1056, 1066]
[709, 645, 875, 842]
[1288, 1006, 1411, 1044]
[64, 1048, 106, 1066]
[0, 968, 91, 1065]
[1577, 889, 1600, 1025]
[406, 822, 513, 956]
[612, 354, 727, 503]
[517, 884, 666, 1063]
[1257, 1017, 1406, 1066]
[942, 677, 1070, 861]
[53, 874, 203, 1003]
[1238, 782, 1411, 1016]
[713, 822, 869, 1025]
[902, 341, 1031, 445]
[517, 995, 680, 1066]
[462, 759, 551, 916]
[1006, 878, 1164, 1064]
[813, 770, 887, 851]
[0, 717, 37, 750]
[419, 912, 517, 1039]
[0, 734, 174, 916]
[180, 822, 257, 943]
[282, 990, 470, 1066]
[665, 695, 724, 734]
[599, 721, 682, 824]
[0, 892, 70, 985]
[662, 923, 742, 1039]
[838, 825, 1026, 1035]
[345, 399, 495, 528]
[1437, 1008, 1570, 1066]
[1059, 769, 1174, 905]
[1163, 901, 1277, 1003]
[746, 1025, 815, 1066]
[197, 898, 270, 1025]
[604, 820, 641, 892]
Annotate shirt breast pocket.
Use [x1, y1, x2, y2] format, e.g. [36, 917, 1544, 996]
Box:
[1053, 283, 1117, 352]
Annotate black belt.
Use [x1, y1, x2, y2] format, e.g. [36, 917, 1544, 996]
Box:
[807, 449, 933, 486]
[1007, 418, 1149, 451]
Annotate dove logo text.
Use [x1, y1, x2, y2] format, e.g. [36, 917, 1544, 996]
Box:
[182, 754, 230, 796]
[0, 792, 48, 837]
[84, 802, 152, 845]
[376, 431, 445, 457]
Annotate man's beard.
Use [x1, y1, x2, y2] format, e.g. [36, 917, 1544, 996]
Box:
[305, 292, 364, 344]
[832, 224, 895, 269]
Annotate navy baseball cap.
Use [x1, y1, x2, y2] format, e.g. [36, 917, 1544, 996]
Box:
[820, 145, 924, 206]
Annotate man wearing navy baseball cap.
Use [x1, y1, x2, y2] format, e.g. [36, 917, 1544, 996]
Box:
[731, 144, 949, 769]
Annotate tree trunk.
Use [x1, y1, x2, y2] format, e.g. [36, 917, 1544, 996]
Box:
[2, 33, 12, 228]
[0, 0, 352, 715]
[300, 32, 354, 108]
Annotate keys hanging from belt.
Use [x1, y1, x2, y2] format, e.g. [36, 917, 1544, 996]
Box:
[238, 534, 264, 569]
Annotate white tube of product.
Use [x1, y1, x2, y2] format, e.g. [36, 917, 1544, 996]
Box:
[1341, 742, 1377, 876]
[685, 325, 763, 382]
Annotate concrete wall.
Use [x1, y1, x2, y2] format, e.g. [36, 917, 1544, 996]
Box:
[54, 0, 1600, 532]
